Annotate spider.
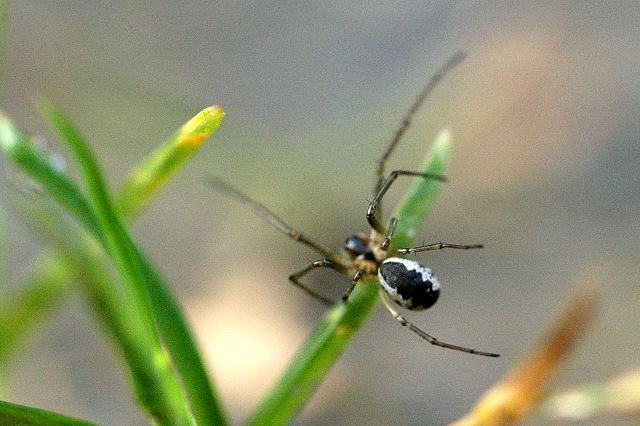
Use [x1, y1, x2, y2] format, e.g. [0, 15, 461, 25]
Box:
[209, 52, 499, 357]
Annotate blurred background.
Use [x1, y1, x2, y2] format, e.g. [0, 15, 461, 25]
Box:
[1, 1, 639, 425]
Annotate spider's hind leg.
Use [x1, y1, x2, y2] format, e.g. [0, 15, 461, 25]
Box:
[378, 290, 499, 357]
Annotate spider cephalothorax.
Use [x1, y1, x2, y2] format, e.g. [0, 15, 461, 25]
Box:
[210, 52, 498, 357]
[344, 233, 376, 262]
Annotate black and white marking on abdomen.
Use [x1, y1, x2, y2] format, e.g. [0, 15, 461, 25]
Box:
[378, 257, 440, 311]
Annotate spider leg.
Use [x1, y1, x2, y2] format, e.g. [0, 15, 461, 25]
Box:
[367, 170, 446, 234]
[380, 217, 398, 250]
[397, 243, 483, 255]
[289, 259, 349, 306]
[374, 51, 466, 199]
[378, 290, 500, 357]
[208, 176, 341, 262]
[341, 269, 364, 303]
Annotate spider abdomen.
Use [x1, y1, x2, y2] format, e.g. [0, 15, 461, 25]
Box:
[378, 257, 440, 311]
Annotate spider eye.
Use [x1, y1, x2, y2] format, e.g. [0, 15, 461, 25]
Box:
[378, 257, 440, 311]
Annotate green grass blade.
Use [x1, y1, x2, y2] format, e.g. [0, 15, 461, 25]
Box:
[247, 281, 379, 426]
[117, 106, 224, 219]
[0, 399, 95, 426]
[136, 254, 228, 426]
[35, 104, 158, 336]
[0, 113, 102, 239]
[246, 130, 453, 425]
[38, 102, 226, 425]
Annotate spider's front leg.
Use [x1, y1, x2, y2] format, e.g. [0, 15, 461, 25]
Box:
[289, 259, 349, 306]
[367, 170, 446, 234]
[397, 242, 483, 255]
[341, 269, 364, 303]
[209, 176, 342, 263]
[373, 51, 467, 197]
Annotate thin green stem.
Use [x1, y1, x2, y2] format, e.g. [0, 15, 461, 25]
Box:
[117, 106, 224, 220]
[247, 129, 453, 425]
